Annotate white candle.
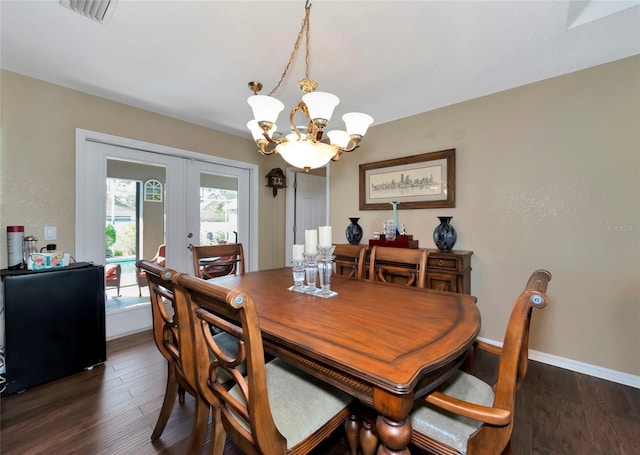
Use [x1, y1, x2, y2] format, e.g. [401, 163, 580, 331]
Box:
[305, 229, 318, 254]
[292, 244, 305, 260]
[318, 226, 332, 247]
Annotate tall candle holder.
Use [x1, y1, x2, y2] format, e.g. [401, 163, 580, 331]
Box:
[288, 258, 307, 293]
[317, 245, 338, 298]
[303, 253, 319, 295]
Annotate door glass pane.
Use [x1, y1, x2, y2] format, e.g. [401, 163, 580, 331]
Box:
[199, 172, 238, 245]
[105, 159, 166, 311]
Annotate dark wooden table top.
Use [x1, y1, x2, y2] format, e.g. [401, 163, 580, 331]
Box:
[211, 268, 480, 396]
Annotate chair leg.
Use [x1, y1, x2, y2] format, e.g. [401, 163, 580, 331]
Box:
[151, 364, 179, 441]
[186, 396, 209, 455]
[209, 405, 226, 455]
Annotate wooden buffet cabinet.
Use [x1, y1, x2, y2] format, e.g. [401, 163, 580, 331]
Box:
[425, 249, 473, 294]
[363, 241, 473, 295]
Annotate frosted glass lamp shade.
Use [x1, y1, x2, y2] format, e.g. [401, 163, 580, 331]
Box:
[247, 120, 277, 141]
[276, 141, 335, 169]
[343, 112, 374, 136]
[247, 95, 284, 124]
[327, 130, 350, 148]
[302, 92, 340, 122]
[285, 131, 307, 141]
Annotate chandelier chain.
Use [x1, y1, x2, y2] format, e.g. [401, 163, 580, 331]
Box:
[246, 0, 372, 171]
[267, 1, 312, 97]
[305, 2, 311, 81]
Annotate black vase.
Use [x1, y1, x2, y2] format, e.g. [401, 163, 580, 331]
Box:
[345, 217, 363, 245]
[433, 216, 457, 252]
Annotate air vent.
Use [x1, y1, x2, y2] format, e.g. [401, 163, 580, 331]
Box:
[59, 0, 118, 24]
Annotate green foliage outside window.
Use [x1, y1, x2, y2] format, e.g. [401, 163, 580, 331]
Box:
[106, 224, 117, 249]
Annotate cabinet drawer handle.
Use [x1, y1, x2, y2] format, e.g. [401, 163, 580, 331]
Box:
[438, 260, 444, 266]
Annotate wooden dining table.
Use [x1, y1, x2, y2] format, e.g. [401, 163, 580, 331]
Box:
[210, 267, 480, 454]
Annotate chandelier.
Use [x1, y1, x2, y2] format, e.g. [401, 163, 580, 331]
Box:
[246, 1, 373, 172]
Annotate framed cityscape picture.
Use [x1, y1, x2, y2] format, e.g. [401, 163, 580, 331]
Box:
[359, 149, 455, 210]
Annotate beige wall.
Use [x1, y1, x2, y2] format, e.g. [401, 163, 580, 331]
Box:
[331, 56, 640, 376]
[0, 70, 285, 272]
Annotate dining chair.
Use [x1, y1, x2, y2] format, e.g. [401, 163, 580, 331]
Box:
[136, 243, 165, 296]
[333, 244, 367, 279]
[408, 269, 553, 455]
[140, 259, 246, 454]
[192, 243, 245, 279]
[175, 272, 355, 455]
[138, 259, 209, 455]
[368, 246, 428, 287]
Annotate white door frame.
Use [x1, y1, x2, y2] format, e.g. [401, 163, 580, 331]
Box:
[75, 129, 259, 272]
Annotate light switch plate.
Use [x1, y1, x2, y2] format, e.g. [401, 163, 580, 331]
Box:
[44, 226, 57, 240]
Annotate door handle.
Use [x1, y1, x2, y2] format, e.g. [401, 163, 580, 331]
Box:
[187, 243, 193, 251]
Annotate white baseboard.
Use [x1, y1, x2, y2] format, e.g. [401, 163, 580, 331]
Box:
[106, 326, 150, 341]
[105, 301, 174, 341]
[106, 303, 153, 340]
[477, 337, 640, 389]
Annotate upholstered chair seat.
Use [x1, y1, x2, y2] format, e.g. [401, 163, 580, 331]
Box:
[411, 370, 495, 454]
[228, 358, 353, 450]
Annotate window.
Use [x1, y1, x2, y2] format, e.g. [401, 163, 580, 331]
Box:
[144, 179, 163, 202]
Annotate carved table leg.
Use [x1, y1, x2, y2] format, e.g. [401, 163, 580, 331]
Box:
[375, 415, 411, 455]
[345, 414, 360, 455]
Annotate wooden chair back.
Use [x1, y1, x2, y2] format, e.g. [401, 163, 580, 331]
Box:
[175, 272, 288, 454]
[139, 260, 183, 382]
[192, 243, 245, 279]
[368, 246, 428, 288]
[411, 269, 552, 455]
[333, 244, 367, 279]
[138, 260, 209, 453]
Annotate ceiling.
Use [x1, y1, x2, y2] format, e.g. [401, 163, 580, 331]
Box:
[1, 1, 639, 139]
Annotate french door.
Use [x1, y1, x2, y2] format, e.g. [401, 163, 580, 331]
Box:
[77, 131, 255, 273]
[76, 130, 257, 338]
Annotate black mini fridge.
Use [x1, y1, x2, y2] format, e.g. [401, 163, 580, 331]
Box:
[1, 262, 106, 395]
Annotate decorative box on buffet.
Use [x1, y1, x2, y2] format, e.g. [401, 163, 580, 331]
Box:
[368, 235, 418, 249]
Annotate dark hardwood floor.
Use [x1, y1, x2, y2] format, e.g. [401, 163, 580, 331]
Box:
[1, 330, 638, 454]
